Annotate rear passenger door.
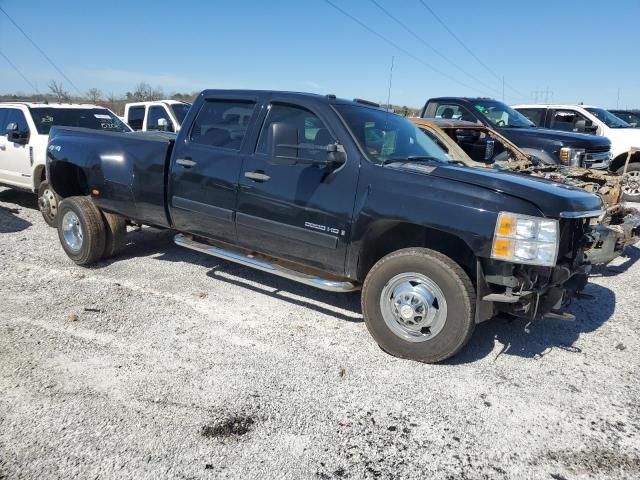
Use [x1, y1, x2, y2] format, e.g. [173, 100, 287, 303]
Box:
[169, 94, 263, 242]
[235, 97, 359, 275]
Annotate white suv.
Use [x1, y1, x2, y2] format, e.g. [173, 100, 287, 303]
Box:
[0, 103, 131, 226]
[514, 104, 640, 201]
[124, 100, 191, 132]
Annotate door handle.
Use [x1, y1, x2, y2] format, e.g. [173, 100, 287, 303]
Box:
[244, 171, 271, 182]
[176, 158, 197, 167]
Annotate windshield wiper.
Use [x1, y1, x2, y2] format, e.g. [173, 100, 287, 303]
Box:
[381, 155, 440, 165]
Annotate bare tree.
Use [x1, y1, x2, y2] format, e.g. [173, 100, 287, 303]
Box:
[86, 88, 102, 103]
[128, 82, 165, 102]
[48, 80, 70, 102]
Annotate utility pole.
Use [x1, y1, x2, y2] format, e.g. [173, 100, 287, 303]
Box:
[386, 56, 394, 112]
[532, 87, 553, 104]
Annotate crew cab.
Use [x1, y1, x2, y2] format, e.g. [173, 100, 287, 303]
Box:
[422, 98, 612, 171]
[0, 102, 130, 226]
[47, 90, 605, 363]
[513, 104, 640, 200]
[124, 100, 191, 132]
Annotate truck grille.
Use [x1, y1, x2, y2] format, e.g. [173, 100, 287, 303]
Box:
[586, 145, 610, 154]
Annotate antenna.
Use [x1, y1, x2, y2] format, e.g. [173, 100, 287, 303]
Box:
[386, 55, 394, 112]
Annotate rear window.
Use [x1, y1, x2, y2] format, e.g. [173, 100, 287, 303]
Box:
[171, 103, 191, 125]
[29, 108, 130, 134]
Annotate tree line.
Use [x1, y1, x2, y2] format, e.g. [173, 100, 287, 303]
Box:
[1, 80, 420, 117]
[0, 81, 199, 115]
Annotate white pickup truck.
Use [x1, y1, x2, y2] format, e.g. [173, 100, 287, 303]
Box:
[0, 102, 131, 226]
[513, 103, 640, 200]
[123, 100, 191, 132]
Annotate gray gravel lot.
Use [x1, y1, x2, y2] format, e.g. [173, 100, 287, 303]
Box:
[1, 187, 639, 480]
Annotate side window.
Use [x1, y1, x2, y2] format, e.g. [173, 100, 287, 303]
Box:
[147, 106, 174, 132]
[433, 103, 480, 124]
[190, 100, 256, 150]
[127, 106, 145, 131]
[517, 108, 544, 126]
[5, 109, 29, 132]
[255, 104, 335, 159]
[550, 109, 590, 132]
[0, 108, 8, 134]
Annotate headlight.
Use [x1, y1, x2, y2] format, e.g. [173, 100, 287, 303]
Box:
[491, 212, 559, 266]
[559, 147, 585, 166]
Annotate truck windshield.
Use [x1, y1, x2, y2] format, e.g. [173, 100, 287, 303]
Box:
[471, 100, 534, 128]
[586, 108, 630, 128]
[29, 108, 131, 134]
[171, 103, 191, 125]
[334, 104, 450, 164]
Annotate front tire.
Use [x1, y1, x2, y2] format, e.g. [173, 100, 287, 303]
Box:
[57, 196, 106, 265]
[361, 248, 476, 363]
[618, 162, 640, 202]
[38, 180, 60, 227]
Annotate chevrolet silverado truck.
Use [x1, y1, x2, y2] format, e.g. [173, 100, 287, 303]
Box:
[411, 118, 640, 265]
[47, 90, 605, 363]
[422, 97, 612, 171]
[0, 102, 131, 226]
[513, 104, 640, 201]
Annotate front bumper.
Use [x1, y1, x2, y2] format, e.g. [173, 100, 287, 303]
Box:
[476, 258, 590, 322]
[584, 205, 640, 264]
[582, 151, 611, 170]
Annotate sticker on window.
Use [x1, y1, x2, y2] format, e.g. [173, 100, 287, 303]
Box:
[94, 114, 112, 120]
[41, 115, 54, 123]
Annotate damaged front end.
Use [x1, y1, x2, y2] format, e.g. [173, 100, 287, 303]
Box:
[495, 163, 640, 265]
[476, 217, 599, 322]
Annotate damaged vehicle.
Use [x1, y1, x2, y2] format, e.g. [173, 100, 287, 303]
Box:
[411, 118, 640, 265]
[47, 90, 609, 363]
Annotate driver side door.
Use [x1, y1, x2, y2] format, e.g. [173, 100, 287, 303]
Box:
[236, 98, 358, 275]
[0, 108, 32, 188]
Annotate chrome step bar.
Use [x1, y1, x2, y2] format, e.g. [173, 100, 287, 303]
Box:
[174, 234, 359, 293]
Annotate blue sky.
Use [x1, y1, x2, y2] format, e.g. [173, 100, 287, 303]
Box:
[1, 0, 639, 108]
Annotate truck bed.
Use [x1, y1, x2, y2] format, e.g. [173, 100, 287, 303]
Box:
[48, 127, 176, 227]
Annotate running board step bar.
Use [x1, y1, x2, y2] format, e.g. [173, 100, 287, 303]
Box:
[174, 234, 359, 293]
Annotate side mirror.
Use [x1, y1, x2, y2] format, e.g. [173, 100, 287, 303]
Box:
[157, 118, 168, 131]
[575, 119, 597, 134]
[6, 123, 29, 145]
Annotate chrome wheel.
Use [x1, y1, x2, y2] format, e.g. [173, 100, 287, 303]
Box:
[622, 171, 640, 198]
[61, 211, 83, 252]
[379, 272, 448, 343]
[39, 187, 58, 220]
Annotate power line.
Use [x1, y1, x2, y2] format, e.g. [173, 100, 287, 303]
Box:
[368, 0, 502, 97]
[322, 0, 488, 95]
[0, 49, 39, 93]
[0, 6, 81, 95]
[417, 0, 529, 100]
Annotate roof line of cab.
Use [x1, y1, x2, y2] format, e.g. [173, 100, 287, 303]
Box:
[197, 89, 384, 109]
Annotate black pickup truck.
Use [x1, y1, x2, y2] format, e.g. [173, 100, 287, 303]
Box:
[47, 90, 605, 363]
[422, 97, 612, 169]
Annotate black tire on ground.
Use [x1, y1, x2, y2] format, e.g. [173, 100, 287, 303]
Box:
[56, 196, 106, 266]
[101, 211, 127, 258]
[617, 162, 640, 202]
[37, 180, 60, 228]
[361, 247, 476, 363]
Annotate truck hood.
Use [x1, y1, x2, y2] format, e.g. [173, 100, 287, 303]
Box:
[603, 128, 640, 149]
[395, 162, 604, 218]
[498, 127, 611, 148]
